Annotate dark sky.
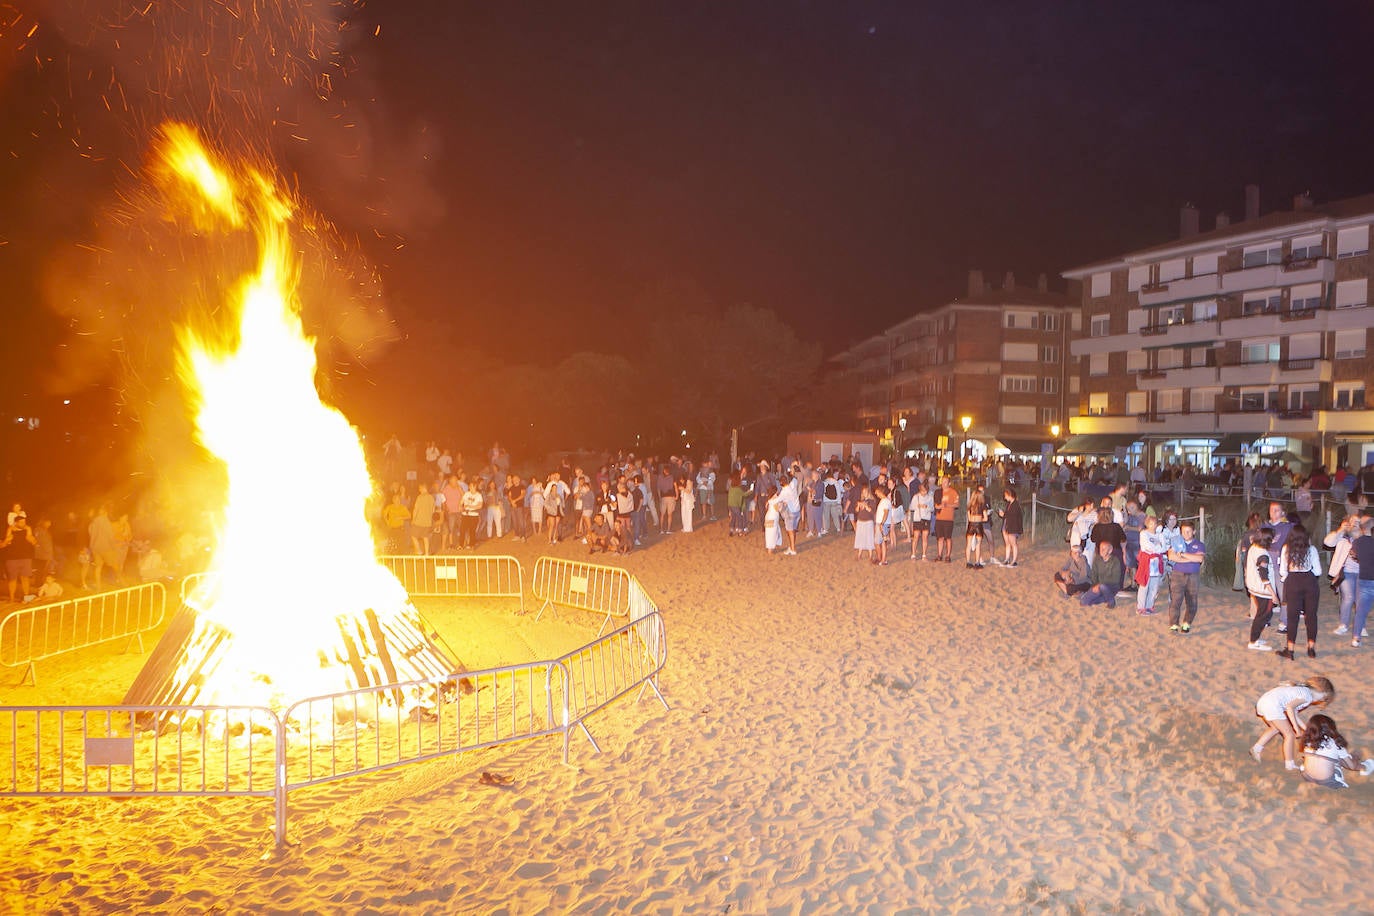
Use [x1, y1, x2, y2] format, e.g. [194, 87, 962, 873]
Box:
[4, 0, 1374, 390]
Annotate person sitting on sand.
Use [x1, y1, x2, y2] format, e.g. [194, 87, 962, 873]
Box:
[1078, 540, 1124, 606]
[1299, 714, 1372, 789]
[1054, 543, 1091, 597]
[1252, 676, 1334, 772]
[587, 514, 618, 555]
[35, 573, 63, 602]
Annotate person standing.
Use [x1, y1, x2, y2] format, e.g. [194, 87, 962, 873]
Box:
[1278, 525, 1321, 659]
[934, 476, 958, 563]
[87, 505, 120, 590]
[1, 514, 38, 602]
[411, 483, 436, 555]
[1349, 517, 1374, 648]
[1265, 501, 1295, 624]
[997, 488, 1022, 567]
[679, 476, 696, 534]
[459, 480, 484, 549]
[1165, 520, 1205, 633]
[656, 465, 677, 535]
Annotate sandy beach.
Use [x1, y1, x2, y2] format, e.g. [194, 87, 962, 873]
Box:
[2, 519, 1372, 914]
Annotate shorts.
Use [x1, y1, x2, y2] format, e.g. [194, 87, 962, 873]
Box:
[784, 510, 799, 531]
[933, 519, 954, 539]
[912, 519, 929, 532]
[966, 521, 983, 537]
[4, 558, 32, 579]
[890, 506, 905, 524]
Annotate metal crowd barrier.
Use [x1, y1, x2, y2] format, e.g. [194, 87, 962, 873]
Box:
[0, 582, 168, 686]
[556, 611, 668, 759]
[531, 557, 648, 634]
[0, 611, 669, 846]
[0, 703, 281, 828]
[377, 555, 524, 611]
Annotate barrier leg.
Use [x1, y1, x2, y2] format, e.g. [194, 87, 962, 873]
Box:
[274, 723, 288, 848]
[635, 677, 670, 712]
[534, 598, 554, 622]
[20, 661, 35, 687]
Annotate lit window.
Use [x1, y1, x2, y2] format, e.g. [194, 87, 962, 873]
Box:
[1242, 291, 1281, 315]
[1088, 392, 1109, 415]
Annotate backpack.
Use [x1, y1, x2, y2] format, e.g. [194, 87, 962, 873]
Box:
[824, 480, 838, 501]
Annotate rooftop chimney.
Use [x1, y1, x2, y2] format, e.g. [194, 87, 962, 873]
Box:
[1293, 191, 1313, 211]
[1245, 183, 1260, 221]
[967, 269, 984, 297]
[1003, 271, 1016, 291]
[1180, 203, 1200, 238]
[1216, 211, 1231, 230]
[1037, 272, 1048, 293]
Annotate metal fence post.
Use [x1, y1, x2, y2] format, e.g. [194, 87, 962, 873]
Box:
[1031, 492, 1038, 545]
[274, 715, 288, 847]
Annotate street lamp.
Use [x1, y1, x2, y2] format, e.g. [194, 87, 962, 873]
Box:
[959, 415, 972, 467]
[1050, 423, 1060, 441]
[897, 416, 907, 461]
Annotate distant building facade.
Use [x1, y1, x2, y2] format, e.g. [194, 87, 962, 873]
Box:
[831, 271, 1078, 458]
[1062, 187, 1374, 471]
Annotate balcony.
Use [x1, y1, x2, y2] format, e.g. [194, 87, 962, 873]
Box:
[1135, 365, 1220, 389]
[1138, 272, 1220, 306]
[1133, 317, 1220, 347]
[1280, 306, 1321, 322]
[1219, 257, 1334, 295]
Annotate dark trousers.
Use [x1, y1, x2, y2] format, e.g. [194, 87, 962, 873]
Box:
[1167, 570, 1199, 626]
[1249, 596, 1273, 643]
[1284, 571, 1320, 642]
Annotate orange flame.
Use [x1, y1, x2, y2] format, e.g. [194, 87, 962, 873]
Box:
[156, 122, 408, 707]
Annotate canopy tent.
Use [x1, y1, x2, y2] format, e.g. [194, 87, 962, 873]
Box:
[991, 437, 1051, 455]
[1210, 433, 1259, 457]
[1057, 434, 1140, 456]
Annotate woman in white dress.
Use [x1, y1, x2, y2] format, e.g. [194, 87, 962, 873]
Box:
[679, 477, 696, 533]
[852, 483, 876, 561]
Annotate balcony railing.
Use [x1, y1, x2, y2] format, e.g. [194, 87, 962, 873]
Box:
[1139, 324, 1170, 337]
[1139, 369, 1168, 380]
[1140, 281, 1170, 293]
[1281, 255, 1325, 272]
[1280, 358, 1318, 371]
[1280, 306, 1320, 321]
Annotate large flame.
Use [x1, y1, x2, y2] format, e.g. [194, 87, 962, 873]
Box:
[158, 123, 409, 707]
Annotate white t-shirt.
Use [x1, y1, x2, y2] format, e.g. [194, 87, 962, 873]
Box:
[1256, 685, 1319, 721]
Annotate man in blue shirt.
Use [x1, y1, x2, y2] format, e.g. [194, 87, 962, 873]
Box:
[1167, 520, 1206, 633]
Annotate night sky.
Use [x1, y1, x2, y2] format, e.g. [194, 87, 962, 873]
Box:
[3, 0, 1374, 399]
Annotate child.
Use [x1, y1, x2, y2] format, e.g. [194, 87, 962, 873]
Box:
[35, 573, 63, 602]
[1299, 714, 1372, 789]
[872, 485, 891, 566]
[1252, 676, 1334, 771]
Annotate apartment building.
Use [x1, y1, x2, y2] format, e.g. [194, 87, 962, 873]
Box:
[832, 271, 1078, 458]
[1061, 187, 1374, 471]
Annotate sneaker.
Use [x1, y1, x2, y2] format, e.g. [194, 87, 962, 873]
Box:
[784, 549, 797, 556]
[1169, 624, 1180, 632]
[1137, 608, 1156, 616]
[1364, 628, 1370, 638]
[1277, 624, 1288, 634]
[1180, 623, 1191, 633]
[1285, 761, 1300, 772]
[1250, 745, 1263, 763]
[1335, 625, 1350, 635]
[1248, 640, 1273, 651]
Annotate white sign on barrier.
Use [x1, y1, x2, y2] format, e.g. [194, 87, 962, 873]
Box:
[570, 575, 589, 595]
[435, 565, 459, 581]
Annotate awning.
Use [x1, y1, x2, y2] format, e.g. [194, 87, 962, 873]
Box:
[1211, 433, 1259, 456]
[992, 437, 1052, 454]
[1058, 434, 1141, 455]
